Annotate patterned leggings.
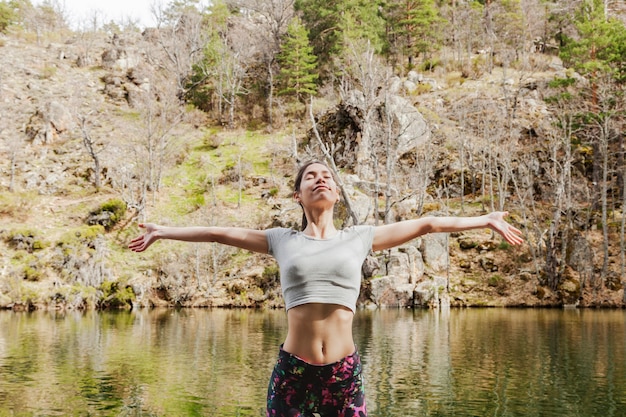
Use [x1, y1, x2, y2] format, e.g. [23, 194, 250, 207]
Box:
[266, 345, 367, 417]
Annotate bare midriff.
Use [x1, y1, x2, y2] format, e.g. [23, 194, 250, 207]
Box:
[283, 303, 355, 365]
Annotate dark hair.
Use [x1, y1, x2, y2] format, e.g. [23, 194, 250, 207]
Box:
[294, 160, 329, 231]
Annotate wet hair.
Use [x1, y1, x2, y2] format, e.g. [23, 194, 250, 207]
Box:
[294, 160, 330, 231]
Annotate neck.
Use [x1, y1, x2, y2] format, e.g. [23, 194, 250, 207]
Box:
[303, 209, 337, 239]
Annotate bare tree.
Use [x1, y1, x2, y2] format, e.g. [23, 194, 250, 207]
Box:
[75, 9, 103, 67]
[0, 73, 23, 193]
[441, 1, 484, 73]
[338, 38, 388, 181]
[542, 119, 575, 290]
[192, 10, 259, 128]
[121, 71, 185, 215]
[222, 50, 248, 129]
[581, 75, 625, 282]
[308, 98, 359, 226]
[509, 153, 543, 276]
[17, 0, 68, 45]
[450, 94, 511, 211]
[78, 113, 105, 191]
[150, 0, 208, 99]
[227, 0, 295, 126]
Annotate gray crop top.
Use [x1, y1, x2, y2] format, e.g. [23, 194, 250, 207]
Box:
[265, 225, 375, 313]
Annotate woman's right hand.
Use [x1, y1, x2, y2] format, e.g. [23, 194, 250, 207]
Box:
[128, 223, 160, 252]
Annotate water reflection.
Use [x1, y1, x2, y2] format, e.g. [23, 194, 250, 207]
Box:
[0, 308, 624, 416]
[354, 308, 626, 417]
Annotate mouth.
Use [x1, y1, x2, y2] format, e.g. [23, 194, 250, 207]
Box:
[313, 185, 330, 191]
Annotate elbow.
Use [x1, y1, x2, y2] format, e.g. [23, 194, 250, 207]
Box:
[419, 218, 437, 235]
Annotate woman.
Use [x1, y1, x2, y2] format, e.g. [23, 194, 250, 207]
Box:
[129, 160, 524, 417]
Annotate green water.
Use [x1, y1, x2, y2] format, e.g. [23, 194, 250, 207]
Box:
[0, 308, 624, 416]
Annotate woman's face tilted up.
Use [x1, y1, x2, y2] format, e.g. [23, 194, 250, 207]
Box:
[294, 162, 340, 210]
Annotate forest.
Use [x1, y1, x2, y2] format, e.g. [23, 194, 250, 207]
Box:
[0, 0, 625, 310]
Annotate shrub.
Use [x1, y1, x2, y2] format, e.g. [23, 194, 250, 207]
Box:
[54, 225, 108, 286]
[0, 192, 35, 220]
[0, 1, 16, 33]
[58, 225, 105, 251]
[488, 274, 509, 295]
[498, 241, 511, 250]
[11, 251, 43, 281]
[23, 266, 43, 281]
[39, 66, 57, 79]
[98, 280, 134, 309]
[86, 199, 127, 230]
[420, 58, 441, 72]
[258, 265, 280, 291]
[6, 228, 47, 252]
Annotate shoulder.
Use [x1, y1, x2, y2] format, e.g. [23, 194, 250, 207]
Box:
[265, 227, 297, 238]
[343, 224, 375, 235]
[341, 225, 376, 247]
[265, 227, 298, 253]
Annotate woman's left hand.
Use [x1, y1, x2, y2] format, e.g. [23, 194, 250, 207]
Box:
[487, 212, 524, 245]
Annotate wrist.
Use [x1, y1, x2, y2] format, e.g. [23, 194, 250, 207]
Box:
[483, 214, 494, 229]
[153, 225, 166, 240]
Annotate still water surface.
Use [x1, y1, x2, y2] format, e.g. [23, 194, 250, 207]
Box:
[0, 308, 624, 416]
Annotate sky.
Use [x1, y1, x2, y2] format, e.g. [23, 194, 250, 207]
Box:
[34, 0, 158, 28]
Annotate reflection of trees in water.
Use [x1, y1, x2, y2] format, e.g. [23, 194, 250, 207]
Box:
[355, 308, 626, 416]
[1, 309, 625, 415]
[354, 309, 453, 414]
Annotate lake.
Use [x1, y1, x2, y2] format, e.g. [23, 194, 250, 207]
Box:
[0, 308, 624, 416]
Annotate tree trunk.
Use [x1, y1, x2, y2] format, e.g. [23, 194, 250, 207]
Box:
[309, 98, 359, 226]
[600, 122, 609, 280]
[9, 152, 15, 192]
[267, 57, 274, 127]
[79, 116, 102, 192]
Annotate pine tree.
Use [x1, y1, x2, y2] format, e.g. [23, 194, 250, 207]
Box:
[295, 0, 386, 69]
[277, 17, 319, 103]
[560, 0, 626, 83]
[388, 0, 447, 69]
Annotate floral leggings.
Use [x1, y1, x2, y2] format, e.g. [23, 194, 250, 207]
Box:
[266, 345, 367, 417]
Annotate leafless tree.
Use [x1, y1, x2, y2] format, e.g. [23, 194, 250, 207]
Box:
[308, 98, 359, 227]
[0, 73, 22, 193]
[123, 72, 185, 214]
[580, 75, 625, 282]
[509, 153, 543, 276]
[222, 50, 248, 129]
[451, 94, 510, 211]
[338, 38, 389, 180]
[78, 113, 105, 191]
[441, 1, 484, 73]
[150, 0, 208, 99]
[542, 118, 575, 290]
[17, 0, 68, 44]
[227, 0, 295, 126]
[75, 9, 103, 67]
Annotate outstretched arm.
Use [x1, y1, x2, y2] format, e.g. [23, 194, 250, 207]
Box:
[128, 223, 269, 254]
[372, 211, 523, 252]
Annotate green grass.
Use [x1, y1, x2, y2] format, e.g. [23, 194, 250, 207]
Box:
[161, 129, 284, 215]
[115, 108, 141, 121]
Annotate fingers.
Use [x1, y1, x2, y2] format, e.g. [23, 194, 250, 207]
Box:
[128, 237, 145, 252]
[504, 224, 524, 245]
[128, 224, 150, 252]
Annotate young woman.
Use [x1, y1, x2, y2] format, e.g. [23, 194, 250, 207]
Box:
[129, 160, 524, 417]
